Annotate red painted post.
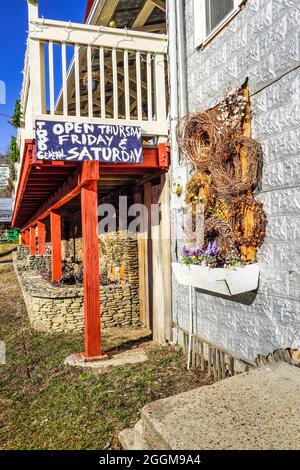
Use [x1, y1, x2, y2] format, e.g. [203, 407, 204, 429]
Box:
[81, 181, 102, 359]
[29, 226, 36, 256]
[20, 232, 26, 246]
[25, 229, 30, 246]
[50, 211, 62, 282]
[37, 221, 46, 255]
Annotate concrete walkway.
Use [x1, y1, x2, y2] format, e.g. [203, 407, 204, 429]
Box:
[119, 364, 300, 450]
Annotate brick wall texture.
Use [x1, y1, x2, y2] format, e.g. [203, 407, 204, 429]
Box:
[171, 0, 300, 360]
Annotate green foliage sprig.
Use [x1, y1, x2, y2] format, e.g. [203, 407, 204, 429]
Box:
[10, 100, 23, 129]
[9, 137, 19, 181]
[9, 137, 19, 164]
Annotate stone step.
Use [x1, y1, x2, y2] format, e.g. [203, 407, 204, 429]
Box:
[118, 428, 135, 450]
[119, 364, 300, 450]
[133, 420, 149, 450]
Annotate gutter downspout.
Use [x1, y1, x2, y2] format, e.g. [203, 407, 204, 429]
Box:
[176, 0, 188, 118]
[168, 0, 179, 166]
[169, 1, 193, 367]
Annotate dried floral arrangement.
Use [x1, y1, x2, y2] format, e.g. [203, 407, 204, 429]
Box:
[177, 88, 267, 269]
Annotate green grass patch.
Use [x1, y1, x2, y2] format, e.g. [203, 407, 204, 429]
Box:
[0, 265, 212, 450]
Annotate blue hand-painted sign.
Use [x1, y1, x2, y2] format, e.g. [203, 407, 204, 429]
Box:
[35, 120, 143, 164]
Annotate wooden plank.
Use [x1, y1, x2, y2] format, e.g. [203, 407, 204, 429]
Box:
[192, 337, 196, 368]
[160, 172, 172, 342]
[30, 21, 168, 54]
[33, 113, 168, 137]
[216, 350, 221, 380]
[96, 0, 119, 26]
[150, 172, 172, 344]
[221, 351, 226, 379]
[212, 348, 217, 380]
[132, 0, 155, 28]
[81, 181, 102, 358]
[134, 192, 146, 328]
[208, 346, 212, 377]
[37, 221, 46, 255]
[200, 341, 205, 371]
[142, 182, 152, 330]
[151, 183, 163, 343]
[135, 22, 166, 32]
[50, 211, 62, 282]
[151, 0, 166, 11]
[229, 356, 235, 377]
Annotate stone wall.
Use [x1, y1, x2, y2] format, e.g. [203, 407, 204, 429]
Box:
[14, 250, 140, 333]
[171, 0, 300, 361]
[17, 246, 29, 261]
[28, 254, 51, 272]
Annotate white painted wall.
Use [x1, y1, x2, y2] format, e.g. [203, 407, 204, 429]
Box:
[170, 0, 300, 361]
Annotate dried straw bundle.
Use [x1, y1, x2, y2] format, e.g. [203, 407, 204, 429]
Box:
[185, 173, 212, 211]
[204, 216, 236, 254]
[176, 111, 219, 173]
[177, 112, 263, 200]
[177, 89, 267, 263]
[230, 194, 267, 248]
[211, 134, 263, 199]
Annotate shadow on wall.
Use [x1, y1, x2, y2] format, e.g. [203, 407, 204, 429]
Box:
[195, 287, 257, 306]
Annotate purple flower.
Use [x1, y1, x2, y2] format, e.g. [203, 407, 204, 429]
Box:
[181, 246, 203, 258]
[202, 241, 218, 257]
[182, 245, 190, 256]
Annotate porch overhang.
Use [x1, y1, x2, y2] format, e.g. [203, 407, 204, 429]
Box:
[12, 141, 170, 230]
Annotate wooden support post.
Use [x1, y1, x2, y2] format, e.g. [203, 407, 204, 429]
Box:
[37, 220, 46, 255]
[50, 211, 62, 282]
[20, 232, 26, 246]
[29, 226, 36, 256]
[24, 229, 30, 247]
[81, 181, 103, 359]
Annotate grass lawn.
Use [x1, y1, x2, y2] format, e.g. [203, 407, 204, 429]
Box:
[0, 245, 212, 450]
[0, 243, 17, 263]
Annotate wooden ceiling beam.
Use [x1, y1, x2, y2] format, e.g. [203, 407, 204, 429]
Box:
[132, 0, 156, 29]
[95, 0, 120, 26]
[151, 0, 166, 12]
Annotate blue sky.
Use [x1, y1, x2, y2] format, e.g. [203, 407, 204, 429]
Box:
[0, 0, 88, 154]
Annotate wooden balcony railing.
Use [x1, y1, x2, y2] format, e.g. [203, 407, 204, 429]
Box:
[21, 19, 168, 141]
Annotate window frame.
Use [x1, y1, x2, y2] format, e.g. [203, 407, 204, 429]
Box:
[194, 0, 244, 49]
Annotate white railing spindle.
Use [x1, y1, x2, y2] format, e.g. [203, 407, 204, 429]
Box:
[124, 49, 130, 120]
[74, 44, 81, 117]
[87, 44, 93, 118]
[99, 46, 105, 118]
[48, 41, 55, 115]
[136, 51, 142, 121]
[146, 53, 153, 122]
[61, 42, 68, 116]
[112, 48, 118, 119]
[154, 53, 166, 125]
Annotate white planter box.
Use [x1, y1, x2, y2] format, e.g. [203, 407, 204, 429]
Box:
[172, 262, 260, 296]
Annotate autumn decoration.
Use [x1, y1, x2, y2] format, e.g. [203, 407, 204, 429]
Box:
[177, 87, 267, 268]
